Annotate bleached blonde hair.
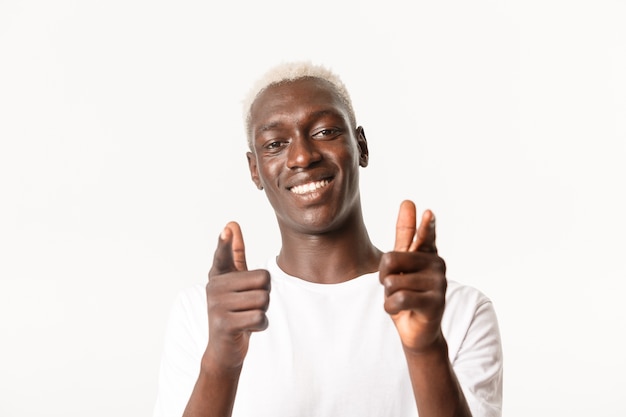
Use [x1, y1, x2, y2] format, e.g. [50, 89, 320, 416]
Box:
[243, 61, 357, 149]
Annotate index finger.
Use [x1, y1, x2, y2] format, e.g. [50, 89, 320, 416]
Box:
[226, 221, 248, 272]
[209, 222, 248, 279]
[394, 200, 417, 252]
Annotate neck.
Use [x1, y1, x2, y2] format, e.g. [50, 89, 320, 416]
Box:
[275, 210, 382, 284]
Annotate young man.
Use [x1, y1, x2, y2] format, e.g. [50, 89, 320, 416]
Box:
[153, 62, 503, 417]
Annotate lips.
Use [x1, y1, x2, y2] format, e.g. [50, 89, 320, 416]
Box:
[285, 173, 335, 195]
[289, 179, 331, 195]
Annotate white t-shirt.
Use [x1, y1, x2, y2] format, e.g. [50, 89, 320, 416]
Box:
[153, 258, 503, 417]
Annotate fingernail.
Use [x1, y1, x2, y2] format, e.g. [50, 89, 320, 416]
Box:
[220, 228, 228, 240]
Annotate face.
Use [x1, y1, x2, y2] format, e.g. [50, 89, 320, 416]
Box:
[246, 77, 369, 235]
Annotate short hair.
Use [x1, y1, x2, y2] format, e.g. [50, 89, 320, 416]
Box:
[243, 61, 357, 149]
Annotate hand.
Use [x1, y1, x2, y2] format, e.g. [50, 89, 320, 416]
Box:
[379, 201, 447, 353]
[205, 222, 271, 370]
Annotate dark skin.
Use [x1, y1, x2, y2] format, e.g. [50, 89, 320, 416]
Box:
[183, 78, 472, 417]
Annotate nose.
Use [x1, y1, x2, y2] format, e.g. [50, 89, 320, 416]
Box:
[286, 136, 321, 169]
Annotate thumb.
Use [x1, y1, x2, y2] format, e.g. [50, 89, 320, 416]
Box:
[209, 222, 248, 278]
[394, 200, 417, 252]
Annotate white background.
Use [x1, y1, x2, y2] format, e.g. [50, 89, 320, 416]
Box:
[1, 1, 625, 416]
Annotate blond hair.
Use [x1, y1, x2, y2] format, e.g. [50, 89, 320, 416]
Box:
[242, 61, 356, 148]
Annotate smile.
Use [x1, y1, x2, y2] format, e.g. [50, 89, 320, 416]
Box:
[289, 179, 330, 195]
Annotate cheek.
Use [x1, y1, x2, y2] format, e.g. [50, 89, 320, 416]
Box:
[337, 146, 360, 172]
[257, 160, 282, 187]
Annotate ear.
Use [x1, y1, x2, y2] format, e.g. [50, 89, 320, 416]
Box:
[356, 126, 369, 168]
[246, 151, 263, 190]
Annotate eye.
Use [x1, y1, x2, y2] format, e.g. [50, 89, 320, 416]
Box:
[312, 128, 341, 140]
[264, 139, 289, 151]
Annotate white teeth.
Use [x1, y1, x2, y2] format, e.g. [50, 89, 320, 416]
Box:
[290, 179, 330, 195]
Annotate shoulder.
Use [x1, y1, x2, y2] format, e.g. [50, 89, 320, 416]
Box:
[153, 283, 208, 417]
[174, 282, 206, 309]
[443, 281, 503, 416]
[444, 279, 495, 329]
[165, 283, 208, 347]
[166, 282, 207, 325]
[442, 279, 501, 358]
[445, 279, 493, 312]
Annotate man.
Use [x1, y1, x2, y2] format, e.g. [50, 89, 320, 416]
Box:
[153, 62, 503, 417]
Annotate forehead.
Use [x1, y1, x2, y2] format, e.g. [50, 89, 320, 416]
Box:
[249, 77, 350, 128]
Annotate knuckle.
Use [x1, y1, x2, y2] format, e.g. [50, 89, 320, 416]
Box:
[379, 253, 393, 269]
[206, 280, 220, 299]
[380, 252, 401, 274]
[437, 257, 446, 274]
[209, 314, 228, 333]
[382, 276, 394, 293]
[392, 290, 408, 307]
[259, 291, 270, 310]
[249, 290, 270, 310]
[384, 292, 404, 314]
[383, 298, 395, 314]
[206, 296, 222, 313]
[251, 269, 272, 289]
[251, 310, 269, 330]
[260, 270, 272, 290]
[439, 277, 447, 293]
[426, 256, 446, 276]
[205, 282, 215, 299]
[208, 267, 217, 280]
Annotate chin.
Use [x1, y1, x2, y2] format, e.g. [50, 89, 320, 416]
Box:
[283, 208, 349, 235]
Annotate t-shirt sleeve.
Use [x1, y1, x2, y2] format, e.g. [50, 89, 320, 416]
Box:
[152, 284, 208, 417]
[448, 292, 503, 417]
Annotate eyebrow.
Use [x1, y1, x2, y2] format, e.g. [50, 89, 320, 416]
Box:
[257, 109, 345, 134]
[258, 121, 283, 134]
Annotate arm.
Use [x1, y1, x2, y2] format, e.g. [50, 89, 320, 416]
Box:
[183, 222, 271, 417]
[182, 356, 240, 417]
[379, 201, 472, 417]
